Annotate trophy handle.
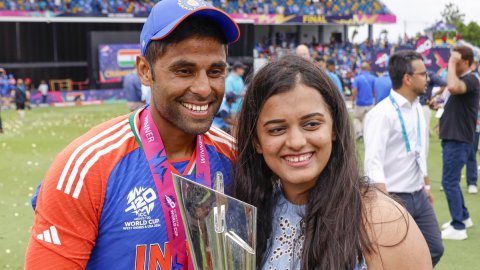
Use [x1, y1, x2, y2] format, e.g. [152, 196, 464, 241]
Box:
[213, 205, 226, 233]
[214, 171, 224, 193]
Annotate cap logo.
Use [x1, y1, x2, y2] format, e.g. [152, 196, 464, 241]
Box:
[178, 0, 207, 10]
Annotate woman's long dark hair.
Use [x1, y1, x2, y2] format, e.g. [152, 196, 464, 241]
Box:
[231, 55, 373, 269]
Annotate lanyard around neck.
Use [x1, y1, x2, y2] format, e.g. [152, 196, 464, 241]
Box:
[131, 106, 211, 269]
[389, 94, 421, 153]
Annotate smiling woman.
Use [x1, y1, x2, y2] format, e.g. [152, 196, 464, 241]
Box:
[231, 55, 433, 270]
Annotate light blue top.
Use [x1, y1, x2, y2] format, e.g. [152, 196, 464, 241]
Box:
[327, 71, 344, 97]
[262, 191, 367, 270]
[225, 72, 245, 113]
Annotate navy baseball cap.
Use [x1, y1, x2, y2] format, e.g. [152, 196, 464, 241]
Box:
[140, 0, 240, 56]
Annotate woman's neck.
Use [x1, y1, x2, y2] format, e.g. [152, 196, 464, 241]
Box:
[280, 183, 311, 205]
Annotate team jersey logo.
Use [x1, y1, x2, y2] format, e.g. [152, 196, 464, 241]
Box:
[125, 187, 157, 216]
[164, 195, 176, 208]
[124, 187, 161, 231]
[36, 226, 61, 245]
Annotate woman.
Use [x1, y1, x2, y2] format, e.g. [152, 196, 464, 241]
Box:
[232, 55, 431, 269]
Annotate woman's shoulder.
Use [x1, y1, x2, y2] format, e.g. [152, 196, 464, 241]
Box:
[362, 190, 432, 270]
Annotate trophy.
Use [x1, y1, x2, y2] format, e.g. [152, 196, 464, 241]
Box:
[172, 173, 257, 270]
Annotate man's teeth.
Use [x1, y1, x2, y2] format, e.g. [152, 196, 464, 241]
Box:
[182, 103, 208, 112]
[285, 153, 312, 163]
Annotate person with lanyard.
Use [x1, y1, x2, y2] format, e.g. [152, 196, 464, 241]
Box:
[364, 50, 444, 266]
[232, 55, 432, 270]
[25, 0, 239, 268]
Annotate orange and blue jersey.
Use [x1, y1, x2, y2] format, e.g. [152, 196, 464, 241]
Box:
[25, 111, 236, 269]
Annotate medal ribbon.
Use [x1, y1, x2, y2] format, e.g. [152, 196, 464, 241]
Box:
[135, 106, 211, 269]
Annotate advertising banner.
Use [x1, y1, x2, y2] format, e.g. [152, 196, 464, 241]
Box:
[98, 44, 141, 84]
[371, 49, 390, 75]
[30, 89, 126, 105]
[415, 36, 450, 72]
[229, 13, 396, 25]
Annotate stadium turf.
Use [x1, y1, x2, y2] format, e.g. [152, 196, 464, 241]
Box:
[0, 103, 478, 269]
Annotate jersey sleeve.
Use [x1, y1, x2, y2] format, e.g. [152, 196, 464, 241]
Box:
[25, 143, 103, 269]
[206, 126, 237, 162]
[25, 115, 135, 269]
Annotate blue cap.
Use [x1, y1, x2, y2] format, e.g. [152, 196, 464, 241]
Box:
[140, 0, 240, 56]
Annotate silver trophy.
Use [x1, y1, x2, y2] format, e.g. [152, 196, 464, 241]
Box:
[172, 173, 257, 270]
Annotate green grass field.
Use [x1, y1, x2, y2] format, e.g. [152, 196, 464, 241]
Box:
[0, 103, 479, 269]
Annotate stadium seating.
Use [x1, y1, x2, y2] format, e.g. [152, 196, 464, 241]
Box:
[0, 0, 393, 16]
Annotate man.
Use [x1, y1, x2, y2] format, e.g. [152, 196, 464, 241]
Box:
[364, 51, 444, 266]
[325, 59, 343, 96]
[123, 70, 143, 112]
[431, 46, 479, 240]
[295, 44, 311, 61]
[212, 91, 237, 134]
[373, 71, 392, 103]
[352, 62, 376, 139]
[25, 0, 239, 268]
[225, 61, 246, 114]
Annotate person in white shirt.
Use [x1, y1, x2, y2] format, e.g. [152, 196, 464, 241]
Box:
[364, 50, 444, 266]
[38, 80, 49, 104]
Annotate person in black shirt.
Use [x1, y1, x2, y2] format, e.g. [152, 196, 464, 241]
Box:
[432, 46, 479, 240]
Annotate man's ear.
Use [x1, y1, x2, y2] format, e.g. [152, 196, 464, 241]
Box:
[402, 73, 411, 87]
[137, 56, 152, 86]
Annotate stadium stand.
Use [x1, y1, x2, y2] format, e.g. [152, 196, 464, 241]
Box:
[0, 0, 394, 16]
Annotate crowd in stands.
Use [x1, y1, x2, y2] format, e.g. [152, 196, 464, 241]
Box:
[254, 35, 417, 94]
[0, 0, 155, 15]
[0, 0, 393, 16]
[215, 0, 393, 16]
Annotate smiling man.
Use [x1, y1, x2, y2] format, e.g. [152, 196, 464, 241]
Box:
[25, 0, 239, 269]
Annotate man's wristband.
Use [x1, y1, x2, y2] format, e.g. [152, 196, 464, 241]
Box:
[424, 185, 431, 191]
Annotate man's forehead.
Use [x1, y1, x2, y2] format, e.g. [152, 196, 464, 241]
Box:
[412, 59, 426, 70]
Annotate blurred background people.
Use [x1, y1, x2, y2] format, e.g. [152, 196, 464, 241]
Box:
[123, 70, 143, 112]
[325, 59, 344, 97]
[10, 78, 29, 120]
[295, 43, 311, 61]
[225, 61, 246, 115]
[352, 62, 376, 140]
[212, 92, 237, 134]
[38, 80, 49, 105]
[374, 70, 392, 103]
